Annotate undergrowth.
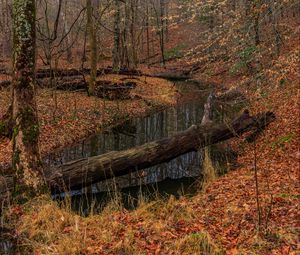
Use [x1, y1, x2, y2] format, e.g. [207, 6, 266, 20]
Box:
[4, 191, 223, 255]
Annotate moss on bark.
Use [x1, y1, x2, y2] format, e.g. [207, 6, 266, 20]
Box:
[12, 0, 45, 196]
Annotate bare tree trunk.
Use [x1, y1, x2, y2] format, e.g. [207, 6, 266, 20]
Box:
[269, 0, 281, 56]
[254, 4, 260, 46]
[86, 0, 97, 96]
[254, 15, 260, 46]
[62, 0, 72, 63]
[159, 0, 165, 66]
[120, 0, 130, 69]
[165, 0, 169, 42]
[112, 0, 121, 70]
[129, 0, 138, 69]
[1, 0, 12, 58]
[146, 5, 150, 65]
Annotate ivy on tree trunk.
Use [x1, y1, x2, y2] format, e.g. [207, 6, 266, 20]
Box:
[12, 0, 45, 197]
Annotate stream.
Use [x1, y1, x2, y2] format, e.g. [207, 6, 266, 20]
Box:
[0, 81, 239, 254]
[45, 81, 237, 214]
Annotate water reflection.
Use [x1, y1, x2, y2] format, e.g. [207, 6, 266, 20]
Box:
[0, 237, 14, 255]
[46, 96, 211, 191]
[71, 177, 200, 215]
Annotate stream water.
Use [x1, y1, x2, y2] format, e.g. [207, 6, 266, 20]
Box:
[0, 238, 14, 255]
[45, 81, 237, 214]
[0, 82, 238, 254]
[46, 92, 208, 189]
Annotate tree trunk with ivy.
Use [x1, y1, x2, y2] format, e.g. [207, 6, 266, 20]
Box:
[12, 0, 45, 196]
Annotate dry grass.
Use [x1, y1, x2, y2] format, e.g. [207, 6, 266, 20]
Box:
[173, 232, 223, 255]
[5, 194, 222, 255]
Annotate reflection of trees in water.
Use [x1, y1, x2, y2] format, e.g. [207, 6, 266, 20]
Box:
[0, 239, 14, 255]
[46, 98, 233, 193]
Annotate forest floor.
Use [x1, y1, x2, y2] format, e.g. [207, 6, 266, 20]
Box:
[0, 75, 177, 170]
[3, 44, 299, 254]
[1, 19, 300, 255]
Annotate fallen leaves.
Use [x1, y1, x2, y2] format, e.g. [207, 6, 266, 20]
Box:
[0, 75, 176, 170]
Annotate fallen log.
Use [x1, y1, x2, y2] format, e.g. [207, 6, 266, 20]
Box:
[45, 110, 275, 192]
[0, 78, 87, 91]
[3, 77, 136, 92]
[0, 110, 275, 197]
[0, 68, 193, 87]
[35, 67, 140, 79]
[95, 81, 137, 100]
[0, 67, 141, 79]
[36, 76, 87, 90]
[151, 72, 191, 81]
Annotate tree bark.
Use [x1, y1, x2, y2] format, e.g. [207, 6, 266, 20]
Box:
[86, 0, 97, 96]
[1, 0, 12, 58]
[146, 5, 150, 65]
[112, 0, 121, 70]
[61, 0, 72, 63]
[12, 0, 45, 192]
[159, 0, 165, 66]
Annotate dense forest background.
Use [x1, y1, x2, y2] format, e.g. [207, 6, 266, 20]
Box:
[0, 0, 298, 71]
[0, 0, 299, 254]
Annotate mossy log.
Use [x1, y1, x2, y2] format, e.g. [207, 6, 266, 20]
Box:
[0, 111, 275, 197]
[95, 81, 137, 100]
